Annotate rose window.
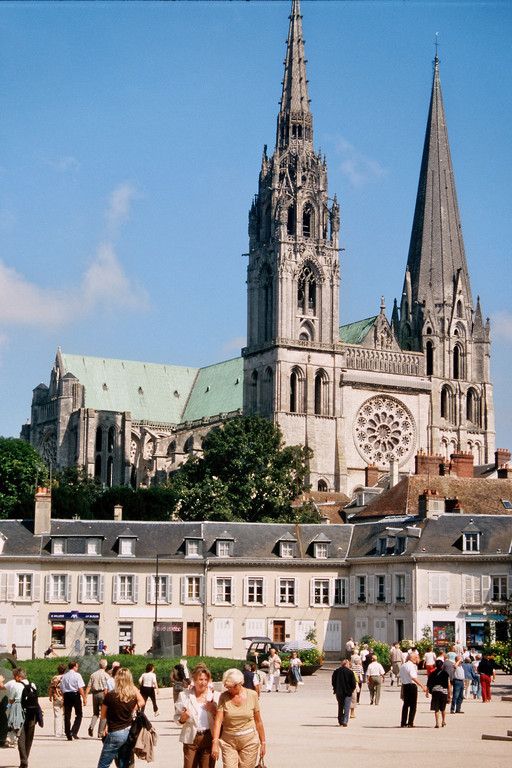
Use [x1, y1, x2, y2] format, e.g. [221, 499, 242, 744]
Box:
[353, 396, 416, 467]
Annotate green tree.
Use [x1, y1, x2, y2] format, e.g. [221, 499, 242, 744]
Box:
[92, 486, 179, 521]
[51, 466, 104, 519]
[171, 415, 314, 522]
[0, 437, 48, 518]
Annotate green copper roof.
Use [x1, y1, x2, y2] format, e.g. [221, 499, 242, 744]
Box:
[339, 316, 377, 344]
[182, 357, 243, 422]
[61, 354, 198, 424]
[60, 353, 243, 425]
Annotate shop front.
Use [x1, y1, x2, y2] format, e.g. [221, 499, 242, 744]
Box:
[49, 611, 100, 654]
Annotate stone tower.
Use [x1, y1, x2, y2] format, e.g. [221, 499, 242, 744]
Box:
[244, 0, 340, 419]
[393, 56, 495, 463]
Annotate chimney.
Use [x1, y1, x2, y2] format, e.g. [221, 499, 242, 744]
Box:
[389, 458, 399, 488]
[495, 448, 511, 469]
[497, 464, 512, 479]
[365, 463, 380, 487]
[415, 450, 443, 476]
[450, 452, 474, 478]
[114, 504, 123, 521]
[418, 489, 445, 519]
[34, 486, 52, 535]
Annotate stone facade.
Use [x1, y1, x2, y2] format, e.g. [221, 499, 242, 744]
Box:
[23, 1, 495, 495]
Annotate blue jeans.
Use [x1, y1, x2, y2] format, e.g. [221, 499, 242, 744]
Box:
[451, 679, 464, 712]
[97, 726, 131, 768]
[472, 675, 481, 698]
[336, 694, 352, 725]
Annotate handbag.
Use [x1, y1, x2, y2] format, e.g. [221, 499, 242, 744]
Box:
[127, 708, 152, 751]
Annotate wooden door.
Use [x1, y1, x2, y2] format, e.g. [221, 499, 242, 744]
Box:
[273, 620, 285, 643]
[186, 622, 200, 656]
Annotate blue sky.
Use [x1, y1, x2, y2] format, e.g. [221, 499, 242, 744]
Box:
[1, 0, 511, 452]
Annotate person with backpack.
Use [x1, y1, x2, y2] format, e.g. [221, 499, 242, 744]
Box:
[3, 667, 39, 768]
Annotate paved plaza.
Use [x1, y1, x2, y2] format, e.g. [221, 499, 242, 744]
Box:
[3, 667, 511, 768]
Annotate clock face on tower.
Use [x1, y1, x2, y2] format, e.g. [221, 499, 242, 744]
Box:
[353, 395, 417, 467]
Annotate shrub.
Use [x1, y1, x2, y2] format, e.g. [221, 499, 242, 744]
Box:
[13, 655, 244, 693]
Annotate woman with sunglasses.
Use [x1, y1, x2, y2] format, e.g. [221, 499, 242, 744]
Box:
[211, 668, 265, 768]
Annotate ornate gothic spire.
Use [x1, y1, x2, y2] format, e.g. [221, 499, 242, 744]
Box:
[276, 0, 313, 150]
[405, 55, 473, 312]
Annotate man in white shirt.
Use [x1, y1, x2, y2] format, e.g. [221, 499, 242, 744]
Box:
[366, 655, 386, 705]
[59, 661, 86, 740]
[399, 651, 427, 727]
[345, 637, 355, 659]
[389, 643, 404, 686]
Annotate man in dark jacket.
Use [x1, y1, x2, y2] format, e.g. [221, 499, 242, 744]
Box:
[332, 659, 357, 727]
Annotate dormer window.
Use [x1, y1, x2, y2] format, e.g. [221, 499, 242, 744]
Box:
[185, 539, 202, 558]
[119, 538, 135, 557]
[376, 537, 388, 555]
[52, 538, 66, 555]
[463, 532, 480, 552]
[86, 538, 101, 555]
[280, 541, 296, 559]
[216, 540, 234, 558]
[394, 536, 406, 555]
[314, 542, 329, 559]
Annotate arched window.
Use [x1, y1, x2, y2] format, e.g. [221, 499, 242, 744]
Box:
[318, 480, 328, 492]
[250, 370, 258, 414]
[107, 456, 113, 487]
[94, 454, 102, 479]
[290, 367, 305, 413]
[262, 367, 273, 414]
[108, 426, 115, 453]
[440, 385, 454, 423]
[299, 321, 314, 342]
[95, 426, 103, 452]
[302, 203, 314, 238]
[314, 369, 329, 415]
[260, 265, 273, 343]
[167, 440, 176, 457]
[297, 264, 317, 315]
[287, 204, 295, 236]
[456, 300, 463, 318]
[466, 389, 480, 426]
[184, 436, 194, 455]
[453, 344, 463, 380]
[425, 340, 434, 376]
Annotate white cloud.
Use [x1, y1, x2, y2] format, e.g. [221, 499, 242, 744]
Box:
[333, 136, 387, 187]
[0, 182, 148, 333]
[221, 336, 246, 356]
[491, 310, 512, 342]
[105, 182, 138, 239]
[43, 155, 81, 174]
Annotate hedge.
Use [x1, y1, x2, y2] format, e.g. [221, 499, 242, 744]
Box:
[0, 655, 244, 694]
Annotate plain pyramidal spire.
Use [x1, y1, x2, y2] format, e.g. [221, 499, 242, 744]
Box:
[276, 0, 313, 150]
[404, 52, 473, 312]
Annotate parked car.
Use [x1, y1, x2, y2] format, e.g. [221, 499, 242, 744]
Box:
[244, 636, 284, 667]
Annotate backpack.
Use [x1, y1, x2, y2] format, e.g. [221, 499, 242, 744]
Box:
[21, 681, 39, 713]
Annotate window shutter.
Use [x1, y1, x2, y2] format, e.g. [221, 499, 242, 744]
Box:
[99, 575, 105, 603]
[507, 575, 512, 599]
[229, 541, 234, 557]
[367, 576, 374, 604]
[439, 574, 449, 605]
[473, 575, 482, 605]
[230, 577, 235, 605]
[294, 577, 299, 607]
[350, 576, 355, 604]
[309, 579, 315, 607]
[0, 573, 7, 601]
[180, 577, 186, 604]
[284, 618, 291, 639]
[112, 575, 118, 604]
[385, 574, 392, 604]
[133, 576, 139, 603]
[274, 578, 280, 606]
[167, 576, 172, 604]
[7, 573, 16, 601]
[78, 574, 84, 603]
[262, 577, 268, 606]
[65, 575, 72, 603]
[243, 577, 249, 606]
[428, 572, 436, 604]
[211, 577, 217, 606]
[148, 576, 154, 604]
[199, 576, 205, 604]
[481, 575, 491, 602]
[45, 575, 51, 603]
[32, 574, 41, 602]
[329, 577, 335, 607]
[404, 574, 412, 604]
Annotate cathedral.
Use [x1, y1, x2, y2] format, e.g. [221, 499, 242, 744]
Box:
[23, 1, 495, 496]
